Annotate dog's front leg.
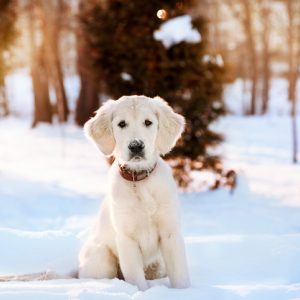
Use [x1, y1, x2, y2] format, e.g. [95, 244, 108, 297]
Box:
[116, 235, 148, 291]
[160, 230, 190, 289]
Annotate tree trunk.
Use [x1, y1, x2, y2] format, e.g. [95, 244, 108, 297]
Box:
[0, 0, 14, 117]
[0, 86, 9, 116]
[75, 3, 99, 126]
[260, 1, 271, 114]
[286, 0, 298, 163]
[287, 0, 297, 103]
[75, 75, 99, 126]
[242, 0, 257, 115]
[261, 52, 270, 114]
[31, 42, 53, 127]
[42, 0, 69, 122]
[28, 7, 52, 127]
[0, 58, 9, 116]
[75, 38, 99, 126]
[292, 100, 298, 164]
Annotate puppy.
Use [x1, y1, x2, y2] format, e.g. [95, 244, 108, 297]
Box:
[79, 95, 190, 290]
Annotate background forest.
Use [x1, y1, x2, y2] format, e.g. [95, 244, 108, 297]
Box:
[1, 0, 299, 180]
[0, 1, 300, 299]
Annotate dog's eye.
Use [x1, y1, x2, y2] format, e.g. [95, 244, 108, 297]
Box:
[118, 120, 127, 128]
[144, 120, 152, 127]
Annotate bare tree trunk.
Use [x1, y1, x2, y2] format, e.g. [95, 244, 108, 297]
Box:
[31, 42, 53, 127]
[75, 34, 99, 126]
[286, 0, 298, 163]
[292, 99, 298, 163]
[28, 6, 52, 127]
[287, 0, 297, 104]
[0, 86, 9, 116]
[242, 0, 257, 115]
[0, 59, 9, 116]
[75, 0, 99, 126]
[260, 0, 271, 114]
[0, 0, 15, 117]
[42, 0, 69, 122]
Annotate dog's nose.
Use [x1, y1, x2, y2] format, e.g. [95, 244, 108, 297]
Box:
[128, 139, 145, 154]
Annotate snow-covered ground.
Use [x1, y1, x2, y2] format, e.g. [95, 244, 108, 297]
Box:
[0, 114, 299, 299]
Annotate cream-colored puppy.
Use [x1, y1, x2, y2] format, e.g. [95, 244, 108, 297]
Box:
[79, 95, 190, 290]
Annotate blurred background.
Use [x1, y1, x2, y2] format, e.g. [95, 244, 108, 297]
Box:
[0, 0, 299, 181]
[0, 0, 300, 299]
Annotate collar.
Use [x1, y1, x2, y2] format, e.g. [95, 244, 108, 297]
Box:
[118, 163, 157, 182]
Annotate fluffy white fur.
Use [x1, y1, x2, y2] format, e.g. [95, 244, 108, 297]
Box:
[79, 95, 190, 290]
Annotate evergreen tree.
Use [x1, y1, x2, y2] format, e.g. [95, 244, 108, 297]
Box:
[79, 0, 225, 184]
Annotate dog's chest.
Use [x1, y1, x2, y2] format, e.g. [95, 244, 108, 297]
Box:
[131, 183, 159, 215]
[134, 186, 162, 254]
[115, 182, 161, 234]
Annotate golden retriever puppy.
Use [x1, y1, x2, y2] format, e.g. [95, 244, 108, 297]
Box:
[79, 95, 190, 291]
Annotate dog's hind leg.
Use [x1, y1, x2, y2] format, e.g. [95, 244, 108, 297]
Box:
[79, 244, 117, 279]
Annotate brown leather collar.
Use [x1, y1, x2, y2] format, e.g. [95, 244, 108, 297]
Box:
[119, 163, 157, 182]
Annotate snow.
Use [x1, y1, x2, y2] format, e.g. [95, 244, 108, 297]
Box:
[120, 72, 133, 82]
[0, 228, 80, 275]
[0, 114, 300, 299]
[154, 15, 201, 48]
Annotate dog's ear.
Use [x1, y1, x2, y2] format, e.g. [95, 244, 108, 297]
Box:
[84, 100, 116, 155]
[154, 96, 185, 156]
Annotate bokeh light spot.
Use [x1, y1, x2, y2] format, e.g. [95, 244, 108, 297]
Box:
[157, 9, 168, 20]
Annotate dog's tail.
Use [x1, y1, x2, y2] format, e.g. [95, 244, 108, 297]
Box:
[0, 270, 78, 282]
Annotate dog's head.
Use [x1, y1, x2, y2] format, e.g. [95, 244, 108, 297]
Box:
[84, 95, 185, 170]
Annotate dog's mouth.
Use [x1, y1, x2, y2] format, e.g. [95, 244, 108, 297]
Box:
[130, 155, 144, 162]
